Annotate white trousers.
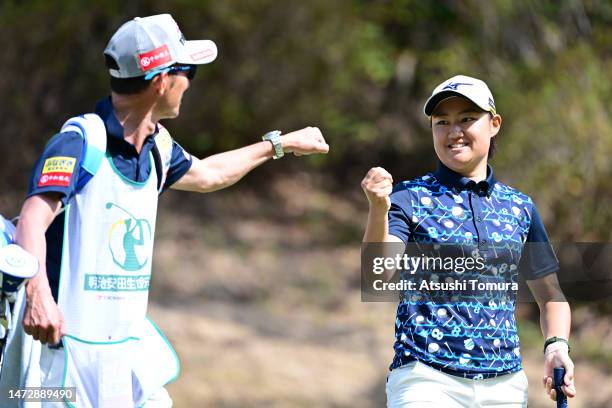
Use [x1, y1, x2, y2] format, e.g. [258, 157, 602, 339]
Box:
[386, 361, 528, 408]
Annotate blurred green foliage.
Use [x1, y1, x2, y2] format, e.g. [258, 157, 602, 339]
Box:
[0, 0, 610, 239]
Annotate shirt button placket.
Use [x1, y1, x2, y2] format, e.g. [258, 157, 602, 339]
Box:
[470, 192, 486, 247]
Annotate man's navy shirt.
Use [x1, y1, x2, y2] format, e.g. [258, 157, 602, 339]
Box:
[387, 161, 558, 379]
[27, 97, 193, 301]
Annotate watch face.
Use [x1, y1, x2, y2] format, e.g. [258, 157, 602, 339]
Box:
[264, 130, 281, 140]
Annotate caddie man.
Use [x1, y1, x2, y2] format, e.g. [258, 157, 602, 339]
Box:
[4, 13, 328, 407]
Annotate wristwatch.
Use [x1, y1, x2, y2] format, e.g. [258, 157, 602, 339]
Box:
[262, 130, 284, 159]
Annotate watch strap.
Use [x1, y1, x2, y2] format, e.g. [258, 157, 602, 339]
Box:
[262, 130, 284, 159]
[544, 336, 570, 354]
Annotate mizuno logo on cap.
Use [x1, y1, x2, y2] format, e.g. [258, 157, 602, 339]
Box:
[442, 82, 473, 91]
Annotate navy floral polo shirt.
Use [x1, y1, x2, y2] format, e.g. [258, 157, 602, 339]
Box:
[387, 161, 558, 379]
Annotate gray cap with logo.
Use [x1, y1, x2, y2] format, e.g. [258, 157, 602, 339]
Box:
[104, 14, 218, 79]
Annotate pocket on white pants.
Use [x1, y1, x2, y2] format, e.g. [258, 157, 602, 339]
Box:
[385, 361, 418, 398]
[476, 370, 529, 407]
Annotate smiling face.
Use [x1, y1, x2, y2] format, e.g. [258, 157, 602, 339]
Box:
[431, 96, 501, 180]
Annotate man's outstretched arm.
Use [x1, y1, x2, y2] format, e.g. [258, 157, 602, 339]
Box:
[171, 127, 329, 193]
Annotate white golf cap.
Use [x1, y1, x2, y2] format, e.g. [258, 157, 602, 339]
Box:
[104, 14, 218, 78]
[423, 75, 497, 116]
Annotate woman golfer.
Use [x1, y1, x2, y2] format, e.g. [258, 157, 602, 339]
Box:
[361, 75, 576, 407]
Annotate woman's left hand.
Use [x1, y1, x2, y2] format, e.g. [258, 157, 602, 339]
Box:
[542, 343, 576, 401]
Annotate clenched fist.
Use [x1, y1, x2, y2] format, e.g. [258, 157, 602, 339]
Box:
[282, 127, 329, 156]
[361, 167, 393, 211]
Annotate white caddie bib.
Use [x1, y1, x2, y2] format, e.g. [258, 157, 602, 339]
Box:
[59, 152, 158, 342]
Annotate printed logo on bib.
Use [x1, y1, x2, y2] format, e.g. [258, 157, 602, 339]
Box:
[84, 274, 150, 292]
[106, 202, 152, 272]
[38, 156, 76, 187]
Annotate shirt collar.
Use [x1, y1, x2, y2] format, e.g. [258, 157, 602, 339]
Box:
[434, 160, 497, 196]
[94, 96, 159, 142]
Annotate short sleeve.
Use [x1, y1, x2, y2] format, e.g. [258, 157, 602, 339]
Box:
[27, 131, 85, 206]
[388, 186, 413, 244]
[518, 204, 559, 280]
[161, 140, 193, 192]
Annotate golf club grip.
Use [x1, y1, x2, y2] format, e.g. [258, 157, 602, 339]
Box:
[553, 367, 568, 408]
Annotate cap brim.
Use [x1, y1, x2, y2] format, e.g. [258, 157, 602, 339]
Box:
[424, 91, 465, 116]
[423, 90, 492, 116]
[178, 40, 218, 65]
[0, 244, 39, 279]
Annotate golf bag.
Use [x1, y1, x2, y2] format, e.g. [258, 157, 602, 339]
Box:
[0, 215, 38, 376]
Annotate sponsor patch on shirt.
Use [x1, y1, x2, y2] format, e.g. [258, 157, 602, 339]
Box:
[38, 156, 76, 187]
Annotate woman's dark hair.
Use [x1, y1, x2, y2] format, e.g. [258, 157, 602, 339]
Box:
[488, 135, 497, 159]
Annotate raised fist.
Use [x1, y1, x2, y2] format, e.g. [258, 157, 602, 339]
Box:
[361, 167, 393, 211]
[281, 127, 329, 156]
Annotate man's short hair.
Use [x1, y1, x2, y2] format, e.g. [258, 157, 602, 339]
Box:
[105, 54, 151, 95]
